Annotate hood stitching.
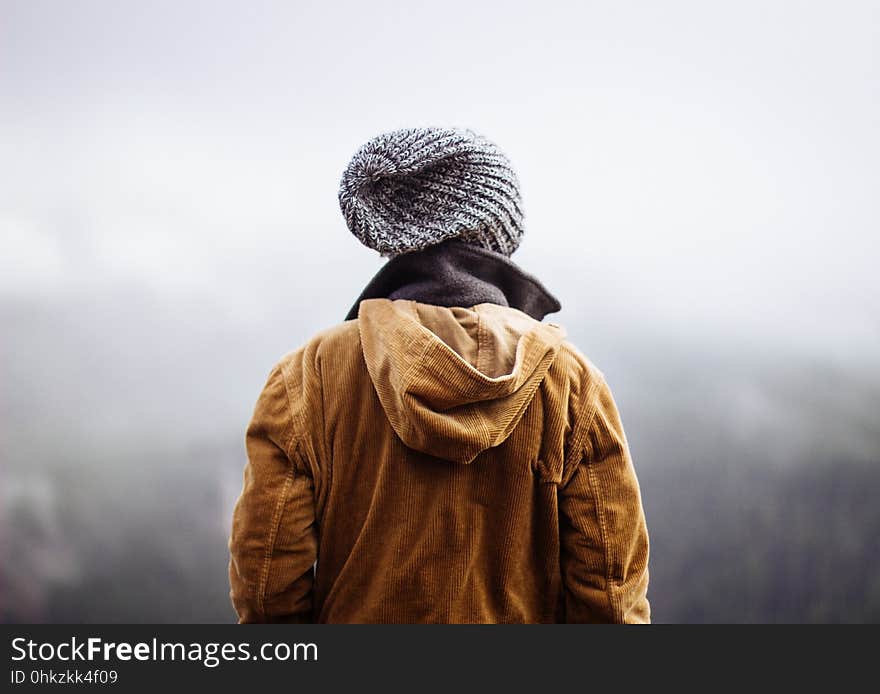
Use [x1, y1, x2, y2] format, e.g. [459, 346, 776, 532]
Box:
[399, 300, 564, 388]
[358, 298, 567, 463]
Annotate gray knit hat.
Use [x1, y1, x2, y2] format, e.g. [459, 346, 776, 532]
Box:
[338, 127, 524, 257]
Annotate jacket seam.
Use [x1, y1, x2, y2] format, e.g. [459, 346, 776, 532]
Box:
[256, 463, 295, 616]
[315, 351, 330, 497]
[472, 312, 496, 446]
[560, 376, 605, 489]
[277, 360, 316, 494]
[585, 452, 619, 622]
[277, 360, 305, 455]
[255, 363, 299, 616]
[475, 309, 486, 374]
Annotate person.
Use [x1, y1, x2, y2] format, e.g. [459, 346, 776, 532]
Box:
[228, 127, 650, 623]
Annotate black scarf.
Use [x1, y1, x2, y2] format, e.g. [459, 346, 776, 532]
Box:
[345, 240, 561, 321]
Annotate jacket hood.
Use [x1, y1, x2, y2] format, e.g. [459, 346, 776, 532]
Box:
[358, 298, 566, 464]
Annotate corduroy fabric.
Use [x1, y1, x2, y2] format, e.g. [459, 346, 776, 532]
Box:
[229, 299, 650, 623]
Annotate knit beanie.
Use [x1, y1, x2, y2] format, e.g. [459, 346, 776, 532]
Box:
[338, 127, 524, 257]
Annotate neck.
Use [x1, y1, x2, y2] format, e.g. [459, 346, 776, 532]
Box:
[345, 240, 561, 321]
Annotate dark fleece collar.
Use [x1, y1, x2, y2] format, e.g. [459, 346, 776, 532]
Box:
[345, 240, 561, 321]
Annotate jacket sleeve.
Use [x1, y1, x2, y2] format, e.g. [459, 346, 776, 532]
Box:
[558, 375, 650, 623]
[228, 362, 319, 623]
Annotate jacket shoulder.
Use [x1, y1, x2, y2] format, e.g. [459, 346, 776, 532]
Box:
[272, 320, 362, 374]
[544, 339, 614, 470]
[268, 321, 363, 425]
[554, 339, 607, 394]
[263, 320, 362, 471]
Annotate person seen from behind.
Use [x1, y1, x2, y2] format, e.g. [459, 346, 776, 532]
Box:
[228, 127, 650, 623]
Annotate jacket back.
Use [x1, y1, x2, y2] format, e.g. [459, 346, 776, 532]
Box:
[229, 298, 650, 623]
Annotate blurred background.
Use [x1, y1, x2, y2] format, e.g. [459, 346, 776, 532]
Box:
[1, 0, 878, 623]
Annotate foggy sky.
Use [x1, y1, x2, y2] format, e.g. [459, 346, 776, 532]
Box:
[2, 0, 879, 445]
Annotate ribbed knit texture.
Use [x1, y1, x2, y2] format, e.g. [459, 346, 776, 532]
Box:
[229, 300, 650, 623]
[338, 128, 525, 257]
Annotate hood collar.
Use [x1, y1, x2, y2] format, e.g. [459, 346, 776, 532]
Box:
[345, 240, 561, 321]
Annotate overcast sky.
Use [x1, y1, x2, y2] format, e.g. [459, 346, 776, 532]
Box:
[2, 0, 878, 363]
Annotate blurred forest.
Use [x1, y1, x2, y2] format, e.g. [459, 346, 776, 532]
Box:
[2, 297, 878, 624]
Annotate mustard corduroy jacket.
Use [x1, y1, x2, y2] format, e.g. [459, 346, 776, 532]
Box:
[229, 298, 650, 623]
